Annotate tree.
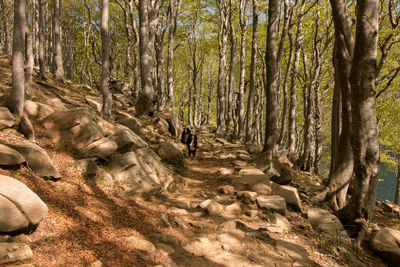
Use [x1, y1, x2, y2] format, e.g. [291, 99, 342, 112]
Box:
[10, 0, 26, 115]
[263, 0, 279, 165]
[100, 0, 112, 120]
[1, 0, 10, 56]
[53, 0, 64, 80]
[135, 0, 160, 116]
[38, 0, 46, 79]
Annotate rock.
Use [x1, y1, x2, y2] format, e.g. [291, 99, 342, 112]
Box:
[8, 141, 61, 179]
[216, 138, 229, 145]
[156, 243, 175, 255]
[370, 228, 400, 265]
[238, 168, 264, 176]
[0, 107, 16, 130]
[270, 173, 292, 186]
[0, 243, 33, 265]
[233, 168, 270, 187]
[224, 143, 241, 149]
[48, 98, 67, 110]
[75, 158, 113, 186]
[274, 240, 311, 265]
[154, 117, 170, 135]
[85, 95, 103, 112]
[217, 168, 233, 176]
[126, 236, 155, 253]
[161, 108, 181, 138]
[270, 182, 303, 212]
[106, 148, 172, 194]
[307, 208, 348, 240]
[224, 202, 243, 214]
[237, 191, 258, 204]
[256, 195, 287, 216]
[42, 108, 104, 153]
[109, 127, 148, 152]
[88, 260, 103, 267]
[157, 141, 185, 168]
[219, 185, 235, 195]
[245, 143, 262, 154]
[199, 199, 224, 215]
[19, 114, 35, 140]
[267, 213, 291, 233]
[0, 175, 48, 232]
[97, 117, 118, 136]
[245, 209, 258, 218]
[381, 200, 400, 215]
[79, 137, 118, 159]
[237, 154, 251, 161]
[217, 229, 246, 245]
[0, 144, 25, 166]
[116, 118, 145, 137]
[24, 100, 54, 120]
[250, 183, 272, 195]
[149, 234, 179, 245]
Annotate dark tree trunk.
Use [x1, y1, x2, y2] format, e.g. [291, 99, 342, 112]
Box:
[100, 0, 112, 120]
[225, 0, 235, 136]
[52, 0, 64, 80]
[1, 0, 10, 56]
[25, 0, 33, 85]
[10, 0, 26, 115]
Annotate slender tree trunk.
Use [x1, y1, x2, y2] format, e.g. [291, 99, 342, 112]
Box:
[38, 0, 46, 78]
[100, 0, 112, 120]
[288, 0, 305, 156]
[10, 0, 26, 116]
[136, 0, 159, 116]
[1, 0, 10, 56]
[129, 1, 140, 101]
[245, 0, 259, 142]
[339, 0, 380, 244]
[216, 0, 229, 136]
[395, 154, 400, 205]
[25, 0, 34, 85]
[226, 0, 235, 136]
[263, 0, 279, 165]
[52, 0, 63, 80]
[118, 0, 132, 95]
[237, 0, 248, 139]
[33, 0, 39, 66]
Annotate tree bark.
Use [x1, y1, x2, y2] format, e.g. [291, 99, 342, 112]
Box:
[225, 0, 235, 136]
[25, 0, 34, 85]
[237, 0, 248, 140]
[263, 0, 279, 165]
[128, 0, 140, 101]
[1, 0, 10, 56]
[339, 0, 380, 243]
[10, 0, 26, 116]
[288, 0, 305, 156]
[245, 0, 259, 142]
[52, 0, 64, 80]
[136, 0, 160, 116]
[117, 0, 132, 95]
[216, 0, 229, 136]
[33, 0, 39, 66]
[100, 0, 112, 120]
[38, 0, 46, 79]
[395, 154, 400, 205]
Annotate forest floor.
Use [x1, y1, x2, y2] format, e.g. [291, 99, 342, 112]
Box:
[0, 56, 399, 266]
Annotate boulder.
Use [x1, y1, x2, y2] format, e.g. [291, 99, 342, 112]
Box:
[19, 114, 35, 140]
[85, 95, 103, 112]
[0, 107, 16, 130]
[233, 168, 270, 187]
[24, 100, 54, 120]
[75, 158, 113, 186]
[270, 182, 303, 212]
[307, 208, 348, 240]
[154, 117, 170, 135]
[79, 137, 118, 159]
[250, 183, 272, 195]
[126, 236, 155, 253]
[238, 168, 264, 177]
[381, 200, 400, 215]
[256, 195, 286, 216]
[267, 213, 291, 233]
[0, 175, 48, 232]
[245, 143, 262, 154]
[219, 185, 235, 195]
[237, 191, 258, 204]
[8, 141, 61, 179]
[217, 168, 233, 176]
[48, 98, 67, 110]
[0, 243, 33, 265]
[161, 108, 181, 138]
[116, 117, 145, 138]
[0, 144, 25, 166]
[217, 229, 246, 245]
[109, 127, 148, 152]
[156, 141, 185, 168]
[42, 108, 104, 149]
[199, 199, 224, 215]
[274, 240, 311, 266]
[106, 148, 172, 194]
[370, 228, 400, 265]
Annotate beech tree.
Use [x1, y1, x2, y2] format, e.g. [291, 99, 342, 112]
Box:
[100, 0, 112, 120]
[53, 0, 64, 80]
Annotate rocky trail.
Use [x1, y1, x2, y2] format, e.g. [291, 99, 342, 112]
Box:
[0, 56, 399, 266]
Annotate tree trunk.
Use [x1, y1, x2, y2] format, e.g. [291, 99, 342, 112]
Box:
[225, 0, 235, 136]
[118, 0, 132, 95]
[263, 0, 279, 165]
[128, 1, 140, 101]
[245, 0, 259, 142]
[10, 0, 26, 116]
[339, 0, 380, 243]
[237, 0, 248, 140]
[288, 0, 305, 156]
[25, 0, 34, 85]
[100, 0, 112, 120]
[395, 154, 400, 205]
[52, 0, 63, 80]
[313, 0, 354, 211]
[1, 0, 10, 56]
[38, 0, 46, 79]
[216, 0, 229, 136]
[166, 0, 182, 110]
[33, 0, 39, 66]
[136, 0, 159, 116]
